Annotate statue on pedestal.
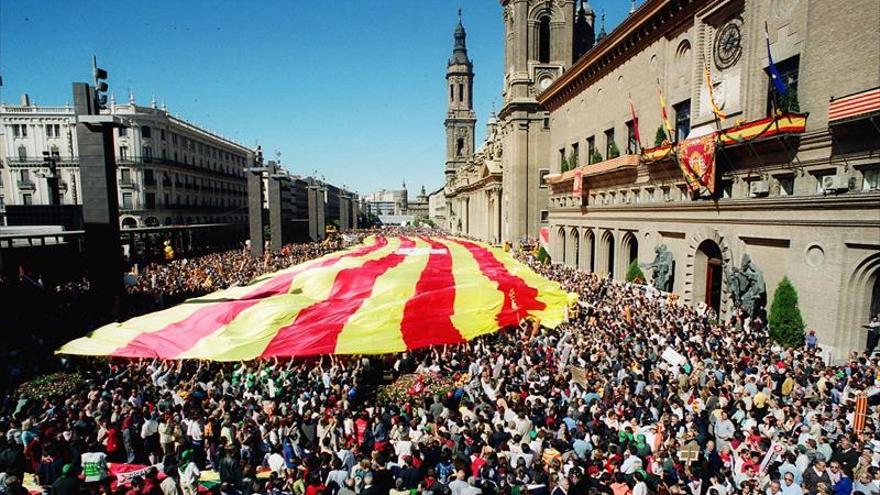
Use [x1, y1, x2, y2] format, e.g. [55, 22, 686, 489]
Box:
[643, 244, 674, 292]
[724, 254, 766, 316]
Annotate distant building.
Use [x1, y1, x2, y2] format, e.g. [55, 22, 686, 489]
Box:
[362, 182, 430, 219]
[406, 185, 430, 218]
[0, 93, 252, 228]
[427, 187, 446, 225]
[362, 184, 408, 217]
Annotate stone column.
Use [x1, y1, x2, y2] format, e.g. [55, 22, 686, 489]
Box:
[246, 152, 264, 256]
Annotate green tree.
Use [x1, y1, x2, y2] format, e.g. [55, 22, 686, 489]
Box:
[625, 260, 645, 284]
[654, 126, 668, 147]
[590, 149, 604, 164]
[562, 153, 577, 172]
[768, 276, 806, 347]
[608, 141, 621, 159]
[780, 89, 800, 113]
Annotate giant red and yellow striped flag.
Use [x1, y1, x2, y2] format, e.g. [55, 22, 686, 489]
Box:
[58, 236, 576, 360]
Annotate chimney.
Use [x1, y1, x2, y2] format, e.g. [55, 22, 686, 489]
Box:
[20, 94, 30, 106]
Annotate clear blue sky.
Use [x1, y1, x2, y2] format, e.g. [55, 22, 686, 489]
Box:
[0, 0, 631, 197]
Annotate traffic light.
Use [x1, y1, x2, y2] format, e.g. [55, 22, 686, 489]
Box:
[43, 150, 58, 177]
[92, 56, 109, 109]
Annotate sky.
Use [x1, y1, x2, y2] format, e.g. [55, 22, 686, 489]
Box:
[0, 0, 632, 197]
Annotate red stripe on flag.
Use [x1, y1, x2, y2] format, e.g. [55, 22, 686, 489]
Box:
[260, 237, 416, 357]
[448, 238, 545, 327]
[112, 237, 390, 358]
[399, 237, 463, 350]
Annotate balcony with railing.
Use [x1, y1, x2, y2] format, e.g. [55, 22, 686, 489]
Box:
[17, 180, 36, 190]
[5, 155, 78, 167]
[117, 155, 245, 180]
[118, 178, 137, 190]
[0, 104, 75, 114]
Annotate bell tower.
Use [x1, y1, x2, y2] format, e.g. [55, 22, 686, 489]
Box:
[445, 9, 477, 185]
[498, 0, 579, 245]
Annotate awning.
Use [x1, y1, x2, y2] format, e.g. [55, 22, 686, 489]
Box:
[829, 87, 880, 124]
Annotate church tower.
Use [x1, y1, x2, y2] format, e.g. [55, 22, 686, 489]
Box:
[498, 0, 579, 245]
[444, 10, 477, 185]
[573, 0, 596, 60]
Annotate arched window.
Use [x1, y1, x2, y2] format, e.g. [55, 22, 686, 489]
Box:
[458, 83, 464, 102]
[450, 84, 454, 102]
[538, 16, 551, 63]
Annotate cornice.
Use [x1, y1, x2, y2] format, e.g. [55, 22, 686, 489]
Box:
[549, 192, 880, 216]
[537, 0, 706, 112]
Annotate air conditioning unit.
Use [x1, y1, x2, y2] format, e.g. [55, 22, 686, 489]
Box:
[750, 180, 770, 197]
[822, 174, 849, 192]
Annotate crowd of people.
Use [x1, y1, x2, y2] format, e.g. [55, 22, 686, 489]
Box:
[0, 236, 357, 390]
[0, 231, 878, 495]
[125, 238, 352, 305]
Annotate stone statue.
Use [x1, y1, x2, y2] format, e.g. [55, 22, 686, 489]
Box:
[642, 244, 674, 292]
[724, 253, 766, 316]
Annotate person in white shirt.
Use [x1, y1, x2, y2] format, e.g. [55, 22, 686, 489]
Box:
[179, 451, 201, 495]
[781, 472, 804, 495]
[632, 472, 649, 495]
[620, 447, 643, 475]
[448, 470, 471, 495]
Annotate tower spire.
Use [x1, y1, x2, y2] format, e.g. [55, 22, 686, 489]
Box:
[450, 8, 471, 66]
[597, 10, 607, 42]
[574, 0, 596, 59]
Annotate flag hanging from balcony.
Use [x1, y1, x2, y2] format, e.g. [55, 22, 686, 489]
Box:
[57, 235, 576, 360]
[657, 85, 675, 140]
[572, 168, 583, 197]
[629, 100, 642, 150]
[676, 132, 718, 194]
[705, 64, 727, 122]
[765, 22, 789, 98]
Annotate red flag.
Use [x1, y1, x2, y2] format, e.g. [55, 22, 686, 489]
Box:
[854, 393, 868, 434]
[676, 132, 718, 194]
[629, 101, 642, 149]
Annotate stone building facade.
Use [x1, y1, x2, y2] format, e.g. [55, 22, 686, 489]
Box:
[539, 0, 880, 359]
[362, 186, 409, 217]
[444, 2, 597, 244]
[0, 95, 251, 228]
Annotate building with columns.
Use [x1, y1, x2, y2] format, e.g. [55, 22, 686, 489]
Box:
[444, 2, 596, 244]
[539, 0, 880, 360]
[0, 94, 251, 228]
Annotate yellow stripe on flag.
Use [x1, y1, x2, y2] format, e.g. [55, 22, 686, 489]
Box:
[334, 237, 432, 355]
[177, 237, 402, 360]
[55, 279, 288, 356]
[439, 237, 505, 340]
[58, 236, 383, 358]
[487, 244, 577, 328]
